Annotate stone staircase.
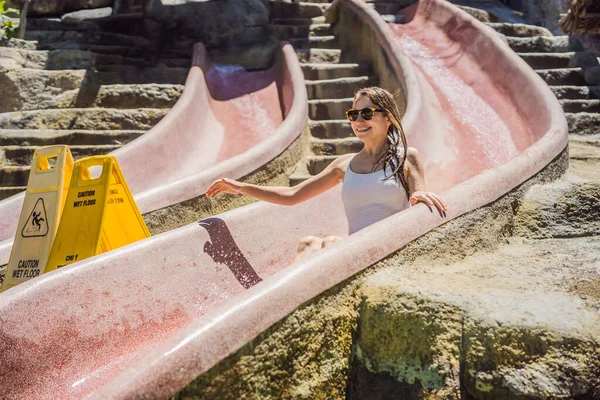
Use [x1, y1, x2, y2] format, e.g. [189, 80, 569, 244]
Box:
[270, 1, 376, 185]
[0, 14, 189, 200]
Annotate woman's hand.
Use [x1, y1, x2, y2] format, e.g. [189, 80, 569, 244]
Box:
[409, 191, 447, 216]
[206, 178, 244, 198]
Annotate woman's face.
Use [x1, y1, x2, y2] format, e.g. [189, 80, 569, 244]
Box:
[351, 95, 391, 143]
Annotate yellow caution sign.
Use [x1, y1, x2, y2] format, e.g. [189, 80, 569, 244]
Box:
[46, 155, 150, 272]
[1, 146, 74, 292]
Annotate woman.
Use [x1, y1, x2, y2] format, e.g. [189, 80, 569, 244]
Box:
[206, 87, 447, 261]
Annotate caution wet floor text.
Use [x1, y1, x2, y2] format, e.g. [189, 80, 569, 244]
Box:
[45, 155, 150, 272]
[1, 146, 74, 292]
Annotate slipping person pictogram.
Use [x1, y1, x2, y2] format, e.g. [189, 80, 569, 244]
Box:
[22, 198, 49, 237]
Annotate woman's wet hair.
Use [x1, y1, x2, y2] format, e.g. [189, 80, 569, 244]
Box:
[353, 86, 410, 197]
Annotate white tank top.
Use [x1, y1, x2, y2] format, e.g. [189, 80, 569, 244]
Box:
[341, 155, 411, 234]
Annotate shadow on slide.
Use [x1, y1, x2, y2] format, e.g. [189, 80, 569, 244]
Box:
[0, 41, 307, 263]
[0, 0, 567, 398]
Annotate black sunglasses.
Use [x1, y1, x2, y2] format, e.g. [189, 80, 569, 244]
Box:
[345, 107, 385, 122]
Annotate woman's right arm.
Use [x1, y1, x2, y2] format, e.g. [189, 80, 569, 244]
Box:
[206, 154, 353, 206]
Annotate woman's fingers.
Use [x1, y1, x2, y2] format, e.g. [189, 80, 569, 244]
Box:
[206, 178, 240, 198]
[206, 180, 224, 198]
[430, 193, 447, 210]
[410, 191, 447, 215]
[428, 194, 444, 212]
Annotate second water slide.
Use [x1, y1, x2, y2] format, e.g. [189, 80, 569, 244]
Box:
[0, 41, 308, 262]
[0, 0, 568, 398]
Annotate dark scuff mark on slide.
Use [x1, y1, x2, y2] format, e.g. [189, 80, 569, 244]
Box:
[198, 218, 262, 289]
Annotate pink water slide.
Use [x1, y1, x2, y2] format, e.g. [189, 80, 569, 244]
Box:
[0, 0, 567, 398]
[0, 41, 306, 263]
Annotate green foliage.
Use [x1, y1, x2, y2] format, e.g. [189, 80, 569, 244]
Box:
[0, 0, 21, 40]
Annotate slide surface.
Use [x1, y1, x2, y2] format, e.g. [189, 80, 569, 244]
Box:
[0, 42, 307, 264]
[0, 0, 567, 398]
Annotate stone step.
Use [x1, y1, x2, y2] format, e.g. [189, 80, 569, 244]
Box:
[566, 112, 600, 136]
[0, 186, 25, 201]
[456, 5, 499, 23]
[536, 68, 587, 86]
[27, 14, 155, 37]
[0, 166, 30, 186]
[72, 83, 184, 109]
[26, 17, 101, 32]
[269, 2, 329, 19]
[2, 73, 183, 111]
[560, 99, 600, 113]
[271, 16, 326, 25]
[311, 137, 363, 155]
[0, 38, 37, 50]
[569, 135, 600, 160]
[2, 144, 121, 167]
[305, 76, 371, 100]
[517, 52, 600, 70]
[307, 155, 339, 175]
[301, 63, 369, 80]
[22, 43, 189, 60]
[485, 22, 552, 37]
[92, 66, 188, 85]
[507, 36, 583, 53]
[309, 98, 353, 120]
[296, 48, 342, 64]
[0, 47, 191, 70]
[550, 85, 600, 100]
[271, 23, 331, 39]
[25, 30, 151, 49]
[288, 36, 338, 50]
[309, 119, 353, 139]
[0, 129, 144, 146]
[0, 108, 167, 130]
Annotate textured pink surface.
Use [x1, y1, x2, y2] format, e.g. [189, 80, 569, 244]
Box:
[0, 0, 567, 398]
[0, 42, 306, 258]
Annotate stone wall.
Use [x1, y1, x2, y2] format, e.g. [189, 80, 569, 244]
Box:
[6, 0, 113, 16]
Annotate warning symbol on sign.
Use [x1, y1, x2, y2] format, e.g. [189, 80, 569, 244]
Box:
[21, 198, 49, 238]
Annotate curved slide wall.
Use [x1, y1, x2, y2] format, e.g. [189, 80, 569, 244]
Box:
[0, 0, 567, 398]
[0, 42, 307, 263]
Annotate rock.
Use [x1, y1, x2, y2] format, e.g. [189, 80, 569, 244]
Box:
[6, 0, 113, 16]
[517, 0, 568, 35]
[513, 177, 600, 239]
[0, 68, 85, 112]
[0, 66, 183, 111]
[0, 38, 36, 50]
[61, 7, 113, 21]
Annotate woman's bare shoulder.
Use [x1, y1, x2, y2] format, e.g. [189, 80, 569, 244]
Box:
[330, 153, 355, 173]
[406, 147, 421, 162]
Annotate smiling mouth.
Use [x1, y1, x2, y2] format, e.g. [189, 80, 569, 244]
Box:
[356, 127, 371, 133]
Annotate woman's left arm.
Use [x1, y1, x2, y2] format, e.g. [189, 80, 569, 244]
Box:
[404, 147, 447, 215]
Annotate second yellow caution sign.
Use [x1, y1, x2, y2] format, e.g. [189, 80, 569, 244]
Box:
[46, 155, 150, 272]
